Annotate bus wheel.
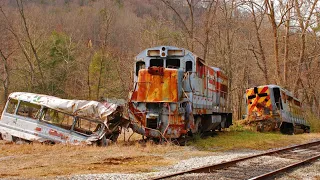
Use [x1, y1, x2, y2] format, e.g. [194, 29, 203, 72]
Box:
[97, 135, 108, 147]
[1, 132, 13, 142]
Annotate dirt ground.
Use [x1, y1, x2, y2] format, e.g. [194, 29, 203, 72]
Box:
[0, 140, 212, 178]
[0, 133, 320, 179]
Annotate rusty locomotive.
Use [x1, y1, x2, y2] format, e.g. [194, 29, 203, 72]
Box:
[244, 85, 310, 134]
[128, 46, 232, 140]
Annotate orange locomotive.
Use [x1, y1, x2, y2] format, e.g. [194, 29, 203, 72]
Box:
[244, 85, 310, 134]
[128, 46, 232, 140]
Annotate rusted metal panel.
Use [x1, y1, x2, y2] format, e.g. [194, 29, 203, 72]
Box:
[246, 86, 273, 120]
[132, 68, 179, 102]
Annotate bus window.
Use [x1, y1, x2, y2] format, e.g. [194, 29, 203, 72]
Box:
[186, 61, 192, 72]
[136, 61, 145, 76]
[42, 108, 74, 130]
[17, 101, 41, 119]
[5, 99, 18, 114]
[74, 118, 102, 136]
[273, 88, 283, 110]
[150, 59, 163, 67]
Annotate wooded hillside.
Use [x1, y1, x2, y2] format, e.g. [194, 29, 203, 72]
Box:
[1, 0, 319, 119]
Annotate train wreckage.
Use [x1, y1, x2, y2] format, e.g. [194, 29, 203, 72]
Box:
[0, 46, 234, 145]
[0, 92, 129, 145]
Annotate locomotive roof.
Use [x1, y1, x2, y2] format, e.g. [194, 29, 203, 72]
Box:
[135, 46, 194, 60]
[135, 46, 223, 72]
[247, 85, 300, 102]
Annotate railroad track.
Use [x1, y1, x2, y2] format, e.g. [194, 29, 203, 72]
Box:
[151, 140, 320, 179]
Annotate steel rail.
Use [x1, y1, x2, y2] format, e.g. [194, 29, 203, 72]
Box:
[249, 153, 320, 180]
[151, 140, 320, 180]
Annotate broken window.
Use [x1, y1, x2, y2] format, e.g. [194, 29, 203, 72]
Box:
[186, 61, 192, 72]
[150, 59, 163, 67]
[273, 88, 283, 110]
[5, 99, 18, 114]
[136, 61, 145, 76]
[73, 118, 102, 136]
[42, 108, 74, 130]
[166, 59, 180, 69]
[17, 101, 41, 119]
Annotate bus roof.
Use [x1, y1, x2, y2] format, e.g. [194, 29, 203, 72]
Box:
[8, 92, 119, 122]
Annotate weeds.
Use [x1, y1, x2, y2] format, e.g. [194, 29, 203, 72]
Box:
[189, 129, 320, 151]
[305, 110, 320, 132]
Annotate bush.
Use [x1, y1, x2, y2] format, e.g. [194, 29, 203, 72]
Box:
[305, 111, 320, 132]
[229, 120, 252, 132]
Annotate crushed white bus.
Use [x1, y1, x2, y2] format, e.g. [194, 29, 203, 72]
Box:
[0, 92, 128, 146]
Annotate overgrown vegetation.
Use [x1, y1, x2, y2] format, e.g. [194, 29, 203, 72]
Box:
[305, 111, 320, 132]
[189, 122, 320, 151]
[0, 140, 209, 178]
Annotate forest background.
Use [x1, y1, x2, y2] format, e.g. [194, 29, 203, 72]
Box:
[0, 0, 320, 122]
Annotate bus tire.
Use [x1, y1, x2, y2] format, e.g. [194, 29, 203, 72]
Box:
[97, 135, 108, 147]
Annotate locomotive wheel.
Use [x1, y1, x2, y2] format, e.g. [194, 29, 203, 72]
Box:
[280, 122, 294, 135]
[257, 123, 264, 132]
[195, 116, 203, 134]
[304, 126, 310, 133]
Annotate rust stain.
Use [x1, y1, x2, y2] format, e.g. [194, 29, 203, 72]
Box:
[246, 86, 272, 121]
[35, 127, 42, 131]
[133, 68, 178, 102]
[49, 129, 69, 140]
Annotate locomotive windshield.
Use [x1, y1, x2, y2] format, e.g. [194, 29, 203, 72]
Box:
[136, 61, 145, 76]
[150, 59, 163, 67]
[273, 87, 283, 110]
[166, 59, 180, 69]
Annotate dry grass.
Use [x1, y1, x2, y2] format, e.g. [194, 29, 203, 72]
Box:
[190, 131, 320, 151]
[0, 140, 212, 178]
[0, 141, 170, 178]
[1, 127, 320, 178]
[305, 111, 320, 132]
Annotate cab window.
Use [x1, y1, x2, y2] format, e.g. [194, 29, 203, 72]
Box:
[166, 59, 180, 69]
[136, 61, 145, 76]
[186, 61, 192, 72]
[150, 59, 163, 67]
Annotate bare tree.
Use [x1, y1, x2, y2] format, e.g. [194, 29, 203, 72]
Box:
[293, 0, 318, 95]
[246, 1, 269, 84]
[160, 0, 199, 52]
